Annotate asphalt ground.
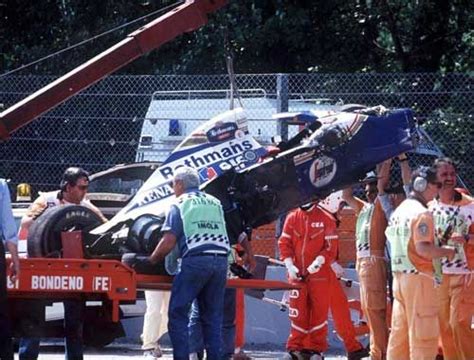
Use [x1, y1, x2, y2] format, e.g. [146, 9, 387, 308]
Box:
[15, 343, 356, 359]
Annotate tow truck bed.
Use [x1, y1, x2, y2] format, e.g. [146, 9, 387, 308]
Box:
[6, 258, 296, 323]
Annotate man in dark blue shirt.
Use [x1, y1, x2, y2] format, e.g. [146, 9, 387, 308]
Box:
[149, 166, 230, 360]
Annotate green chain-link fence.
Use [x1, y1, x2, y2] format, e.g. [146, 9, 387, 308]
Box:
[1, 73, 472, 198]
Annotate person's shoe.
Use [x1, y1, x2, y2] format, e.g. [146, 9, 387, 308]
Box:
[143, 346, 163, 359]
[283, 350, 310, 360]
[190, 352, 205, 360]
[301, 350, 323, 360]
[347, 347, 369, 360]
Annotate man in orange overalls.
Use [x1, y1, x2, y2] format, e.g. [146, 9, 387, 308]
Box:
[429, 158, 474, 360]
[342, 155, 411, 360]
[386, 166, 455, 359]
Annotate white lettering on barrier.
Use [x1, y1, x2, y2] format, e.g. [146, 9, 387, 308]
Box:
[31, 275, 84, 290]
[93, 276, 110, 291]
[6, 277, 18, 289]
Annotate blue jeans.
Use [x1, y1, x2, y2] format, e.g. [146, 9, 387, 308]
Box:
[168, 255, 227, 360]
[19, 300, 84, 360]
[0, 241, 13, 360]
[189, 288, 236, 359]
[19, 337, 40, 360]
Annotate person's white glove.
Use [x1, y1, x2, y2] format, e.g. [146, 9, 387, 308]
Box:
[283, 258, 300, 280]
[331, 262, 344, 278]
[307, 255, 325, 274]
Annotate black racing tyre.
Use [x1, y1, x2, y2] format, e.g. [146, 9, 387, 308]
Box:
[27, 205, 103, 258]
[340, 104, 367, 112]
[127, 214, 165, 254]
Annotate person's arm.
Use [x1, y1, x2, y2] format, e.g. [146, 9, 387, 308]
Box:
[413, 212, 455, 261]
[307, 216, 338, 273]
[376, 159, 396, 220]
[467, 223, 474, 245]
[149, 232, 177, 264]
[5, 242, 20, 282]
[278, 213, 300, 280]
[238, 232, 256, 273]
[19, 196, 47, 236]
[1, 180, 20, 281]
[84, 199, 108, 223]
[398, 153, 411, 184]
[397, 153, 412, 196]
[278, 212, 295, 261]
[149, 204, 182, 264]
[342, 187, 363, 213]
[452, 211, 474, 246]
[319, 222, 339, 264]
[377, 194, 393, 221]
[377, 159, 392, 195]
[446, 232, 470, 245]
[415, 241, 455, 261]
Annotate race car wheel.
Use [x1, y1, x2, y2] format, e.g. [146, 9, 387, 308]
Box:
[127, 214, 165, 254]
[27, 205, 103, 258]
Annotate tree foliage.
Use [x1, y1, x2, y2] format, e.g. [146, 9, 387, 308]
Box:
[1, 0, 472, 75]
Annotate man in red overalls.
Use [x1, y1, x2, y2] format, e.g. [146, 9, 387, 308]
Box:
[278, 202, 339, 359]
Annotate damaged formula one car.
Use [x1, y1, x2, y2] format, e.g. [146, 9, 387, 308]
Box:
[27, 105, 418, 268]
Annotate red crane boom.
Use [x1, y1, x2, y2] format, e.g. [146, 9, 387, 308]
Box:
[0, 0, 227, 140]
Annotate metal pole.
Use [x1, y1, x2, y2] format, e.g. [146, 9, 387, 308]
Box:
[275, 74, 289, 258]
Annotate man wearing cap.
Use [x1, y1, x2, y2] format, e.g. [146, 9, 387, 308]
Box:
[20, 167, 106, 230]
[18, 167, 106, 360]
[429, 157, 474, 360]
[385, 166, 455, 359]
[342, 155, 411, 360]
[148, 166, 230, 360]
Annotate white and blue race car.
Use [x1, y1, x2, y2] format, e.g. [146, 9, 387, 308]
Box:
[26, 105, 417, 262]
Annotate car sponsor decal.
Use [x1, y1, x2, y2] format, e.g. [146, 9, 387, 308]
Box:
[136, 183, 174, 207]
[158, 136, 257, 180]
[243, 150, 257, 162]
[309, 156, 337, 188]
[198, 167, 218, 182]
[293, 150, 316, 166]
[206, 122, 238, 142]
[124, 135, 266, 212]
